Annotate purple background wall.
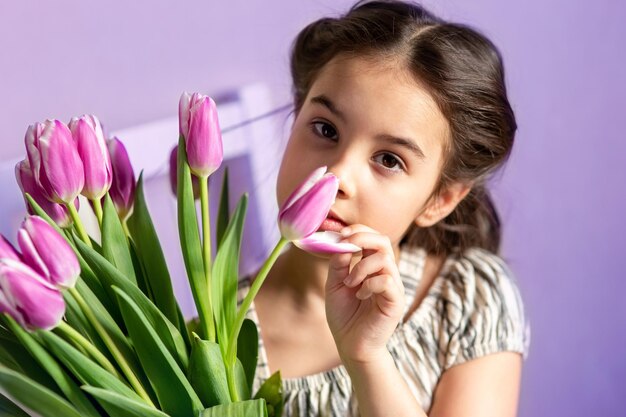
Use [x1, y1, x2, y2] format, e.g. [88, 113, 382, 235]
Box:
[1, 1, 624, 416]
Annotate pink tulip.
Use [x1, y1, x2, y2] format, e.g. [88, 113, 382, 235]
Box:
[0, 258, 65, 331]
[15, 159, 76, 228]
[69, 115, 112, 200]
[278, 167, 361, 254]
[278, 166, 340, 241]
[0, 236, 20, 262]
[107, 137, 136, 220]
[178, 92, 223, 178]
[24, 120, 85, 204]
[169, 145, 201, 199]
[17, 216, 80, 289]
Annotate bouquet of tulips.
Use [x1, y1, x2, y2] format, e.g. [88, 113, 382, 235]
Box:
[0, 92, 360, 417]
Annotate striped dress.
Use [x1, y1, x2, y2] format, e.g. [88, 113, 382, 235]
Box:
[237, 246, 530, 416]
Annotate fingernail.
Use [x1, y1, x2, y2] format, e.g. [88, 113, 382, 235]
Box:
[343, 277, 352, 286]
[340, 227, 351, 236]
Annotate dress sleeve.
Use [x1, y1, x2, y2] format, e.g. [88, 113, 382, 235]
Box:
[435, 248, 530, 370]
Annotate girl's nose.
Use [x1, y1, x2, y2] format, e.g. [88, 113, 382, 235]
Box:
[328, 156, 356, 199]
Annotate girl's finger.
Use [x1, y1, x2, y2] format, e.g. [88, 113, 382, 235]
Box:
[326, 252, 354, 290]
[340, 229, 394, 258]
[343, 251, 396, 288]
[355, 273, 404, 309]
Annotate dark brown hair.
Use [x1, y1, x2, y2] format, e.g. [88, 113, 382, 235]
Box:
[289, 0, 517, 256]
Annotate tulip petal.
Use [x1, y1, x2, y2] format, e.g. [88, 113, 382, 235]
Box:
[19, 216, 80, 289]
[15, 159, 74, 228]
[278, 173, 338, 241]
[179, 92, 192, 136]
[185, 96, 223, 178]
[107, 137, 136, 220]
[0, 236, 21, 262]
[70, 115, 112, 199]
[17, 229, 50, 279]
[38, 120, 85, 203]
[294, 232, 361, 254]
[0, 259, 64, 331]
[280, 166, 327, 214]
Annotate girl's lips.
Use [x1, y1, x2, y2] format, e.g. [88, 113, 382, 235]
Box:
[317, 216, 347, 232]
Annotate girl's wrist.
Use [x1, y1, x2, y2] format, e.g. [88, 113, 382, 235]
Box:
[340, 347, 393, 374]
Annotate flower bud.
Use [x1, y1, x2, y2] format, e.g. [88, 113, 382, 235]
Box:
[178, 92, 223, 178]
[69, 115, 112, 200]
[17, 216, 80, 289]
[24, 120, 85, 204]
[0, 258, 65, 331]
[15, 159, 76, 228]
[107, 137, 136, 220]
[278, 166, 339, 241]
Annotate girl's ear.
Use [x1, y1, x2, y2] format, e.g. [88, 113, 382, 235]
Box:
[415, 182, 472, 227]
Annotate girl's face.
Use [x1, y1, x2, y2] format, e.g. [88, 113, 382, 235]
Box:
[277, 55, 451, 254]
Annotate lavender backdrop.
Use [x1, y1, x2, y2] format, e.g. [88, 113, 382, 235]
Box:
[1, 1, 624, 416]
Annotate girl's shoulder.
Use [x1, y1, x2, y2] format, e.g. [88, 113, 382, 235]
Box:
[400, 246, 531, 369]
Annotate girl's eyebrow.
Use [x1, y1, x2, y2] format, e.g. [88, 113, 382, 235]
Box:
[310, 94, 426, 160]
[377, 134, 425, 159]
[310, 94, 346, 121]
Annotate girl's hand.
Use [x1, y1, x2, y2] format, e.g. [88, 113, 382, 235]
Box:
[325, 224, 405, 366]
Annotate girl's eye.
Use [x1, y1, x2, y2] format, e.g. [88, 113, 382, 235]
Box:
[312, 121, 338, 140]
[373, 153, 405, 173]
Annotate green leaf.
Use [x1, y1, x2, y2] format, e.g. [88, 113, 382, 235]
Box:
[235, 358, 251, 400]
[127, 174, 182, 331]
[74, 237, 189, 370]
[212, 194, 248, 359]
[39, 331, 145, 403]
[188, 334, 231, 408]
[216, 167, 230, 249]
[0, 393, 31, 417]
[177, 137, 212, 340]
[0, 365, 84, 417]
[101, 193, 137, 285]
[25, 193, 64, 235]
[128, 238, 154, 300]
[254, 371, 283, 417]
[113, 287, 204, 417]
[237, 318, 259, 394]
[3, 316, 100, 417]
[200, 398, 268, 417]
[82, 386, 171, 417]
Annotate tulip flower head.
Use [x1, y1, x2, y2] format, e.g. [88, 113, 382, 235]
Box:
[178, 92, 224, 178]
[15, 159, 76, 228]
[278, 166, 360, 254]
[25, 120, 85, 204]
[17, 216, 80, 289]
[107, 137, 136, 220]
[69, 115, 112, 200]
[0, 258, 65, 331]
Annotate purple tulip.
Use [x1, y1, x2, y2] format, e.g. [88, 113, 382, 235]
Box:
[0, 236, 20, 262]
[69, 115, 112, 200]
[168, 145, 201, 199]
[178, 92, 223, 178]
[0, 258, 65, 331]
[25, 120, 85, 204]
[15, 159, 77, 228]
[17, 216, 80, 289]
[107, 137, 136, 220]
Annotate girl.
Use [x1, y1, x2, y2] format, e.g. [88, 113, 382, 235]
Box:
[240, 1, 529, 416]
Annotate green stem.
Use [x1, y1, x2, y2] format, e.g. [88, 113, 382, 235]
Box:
[66, 203, 92, 248]
[225, 238, 288, 401]
[69, 288, 154, 407]
[56, 321, 121, 379]
[92, 197, 103, 228]
[199, 176, 215, 342]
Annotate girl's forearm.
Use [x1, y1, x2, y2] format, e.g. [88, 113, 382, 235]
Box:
[343, 351, 427, 417]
